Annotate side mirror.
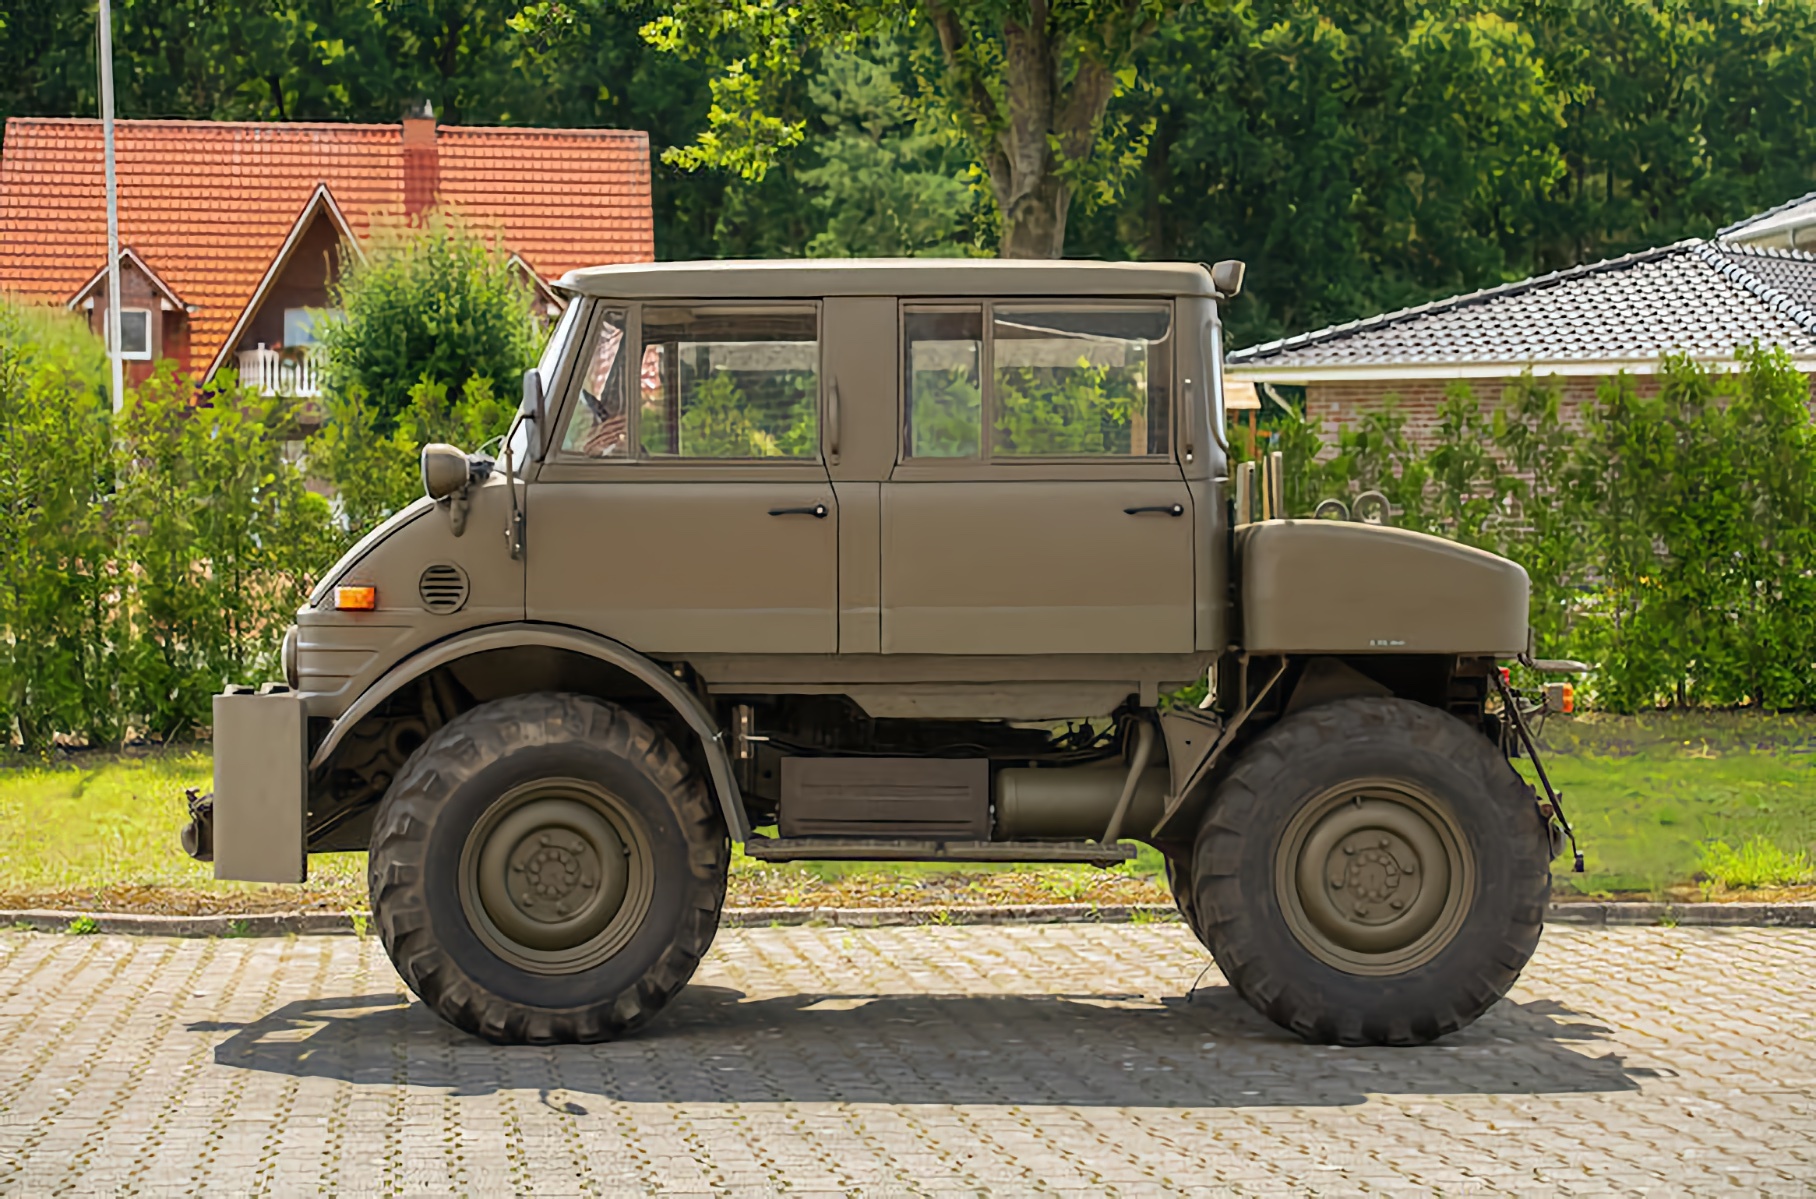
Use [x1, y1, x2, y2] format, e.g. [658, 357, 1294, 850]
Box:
[1211, 259, 1246, 299]
[520, 368, 546, 461]
[421, 443, 470, 502]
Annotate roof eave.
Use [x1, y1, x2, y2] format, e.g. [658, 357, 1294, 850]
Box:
[1228, 354, 1816, 384]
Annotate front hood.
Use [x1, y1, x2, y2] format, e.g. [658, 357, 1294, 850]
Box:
[306, 497, 436, 608]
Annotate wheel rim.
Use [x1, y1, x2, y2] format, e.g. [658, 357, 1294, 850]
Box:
[1275, 781, 1474, 976]
[458, 778, 655, 974]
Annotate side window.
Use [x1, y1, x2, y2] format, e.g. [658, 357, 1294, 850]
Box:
[559, 308, 631, 458]
[639, 307, 820, 459]
[904, 308, 982, 458]
[991, 307, 1171, 457]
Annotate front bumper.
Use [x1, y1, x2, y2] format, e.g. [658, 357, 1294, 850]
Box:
[207, 684, 309, 883]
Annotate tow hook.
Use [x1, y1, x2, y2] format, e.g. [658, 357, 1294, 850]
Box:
[1493, 671, 1584, 873]
[180, 787, 214, 863]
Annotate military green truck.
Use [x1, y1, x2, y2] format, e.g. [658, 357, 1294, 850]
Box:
[191, 258, 1578, 1047]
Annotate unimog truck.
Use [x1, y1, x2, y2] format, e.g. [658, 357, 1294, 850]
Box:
[193, 258, 1573, 1047]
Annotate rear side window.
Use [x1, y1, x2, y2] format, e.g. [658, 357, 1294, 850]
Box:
[904, 309, 982, 458]
[639, 307, 819, 459]
[992, 307, 1170, 457]
[903, 302, 1171, 460]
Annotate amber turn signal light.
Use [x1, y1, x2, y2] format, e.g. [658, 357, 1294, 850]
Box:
[335, 585, 378, 611]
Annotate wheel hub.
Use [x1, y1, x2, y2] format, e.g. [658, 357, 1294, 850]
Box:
[462, 783, 647, 972]
[1325, 830, 1419, 922]
[1279, 786, 1472, 975]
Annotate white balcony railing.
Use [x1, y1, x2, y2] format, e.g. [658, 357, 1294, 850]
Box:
[237, 344, 321, 397]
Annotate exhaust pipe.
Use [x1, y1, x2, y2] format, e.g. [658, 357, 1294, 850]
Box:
[994, 764, 1169, 841]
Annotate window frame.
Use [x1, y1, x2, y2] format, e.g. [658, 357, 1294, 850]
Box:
[115, 307, 153, 361]
[546, 299, 829, 477]
[897, 298, 1176, 471]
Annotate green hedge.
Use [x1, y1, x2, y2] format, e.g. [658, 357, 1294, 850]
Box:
[1252, 345, 1816, 712]
[0, 299, 339, 747]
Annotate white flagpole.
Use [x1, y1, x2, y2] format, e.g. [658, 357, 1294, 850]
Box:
[98, 0, 124, 414]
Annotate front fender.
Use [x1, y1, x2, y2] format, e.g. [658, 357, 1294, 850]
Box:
[1238, 520, 1528, 656]
[309, 622, 750, 841]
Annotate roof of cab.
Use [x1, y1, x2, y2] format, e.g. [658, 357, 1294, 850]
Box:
[558, 257, 1217, 300]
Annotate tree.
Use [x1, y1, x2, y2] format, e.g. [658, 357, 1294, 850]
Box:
[316, 208, 539, 433]
[798, 43, 984, 257]
[641, 0, 1190, 257]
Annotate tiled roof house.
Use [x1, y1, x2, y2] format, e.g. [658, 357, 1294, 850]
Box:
[0, 114, 653, 393]
[1227, 237, 1816, 444]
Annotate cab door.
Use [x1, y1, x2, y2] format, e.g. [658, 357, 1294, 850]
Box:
[880, 302, 1195, 655]
[528, 302, 838, 654]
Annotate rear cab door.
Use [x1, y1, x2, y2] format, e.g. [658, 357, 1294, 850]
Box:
[880, 300, 1197, 655]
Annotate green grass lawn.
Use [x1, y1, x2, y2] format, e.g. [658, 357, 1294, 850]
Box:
[1522, 711, 1816, 896]
[0, 710, 1811, 914]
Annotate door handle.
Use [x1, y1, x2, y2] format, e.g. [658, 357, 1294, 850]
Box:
[827, 377, 842, 461]
[769, 504, 829, 518]
[1125, 504, 1185, 517]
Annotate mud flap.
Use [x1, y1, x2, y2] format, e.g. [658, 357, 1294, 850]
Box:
[212, 684, 308, 883]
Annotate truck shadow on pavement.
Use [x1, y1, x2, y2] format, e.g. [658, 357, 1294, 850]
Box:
[193, 984, 1649, 1109]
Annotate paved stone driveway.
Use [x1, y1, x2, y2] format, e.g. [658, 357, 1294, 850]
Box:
[0, 924, 1811, 1196]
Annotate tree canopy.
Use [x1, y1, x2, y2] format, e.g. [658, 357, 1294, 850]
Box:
[3, 0, 1814, 343]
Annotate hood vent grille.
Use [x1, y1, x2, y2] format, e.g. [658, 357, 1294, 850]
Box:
[419, 564, 469, 614]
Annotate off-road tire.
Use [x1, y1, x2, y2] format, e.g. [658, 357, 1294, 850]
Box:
[369, 692, 728, 1044]
[1164, 853, 1211, 948]
[1192, 696, 1549, 1046]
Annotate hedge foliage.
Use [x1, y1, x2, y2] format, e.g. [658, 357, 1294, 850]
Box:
[0, 299, 337, 748]
[1255, 345, 1816, 712]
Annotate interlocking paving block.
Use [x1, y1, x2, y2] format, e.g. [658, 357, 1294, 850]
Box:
[0, 925, 1812, 1195]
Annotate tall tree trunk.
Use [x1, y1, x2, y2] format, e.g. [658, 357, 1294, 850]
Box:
[925, 0, 1117, 259]
[997, 174, 1071, 258]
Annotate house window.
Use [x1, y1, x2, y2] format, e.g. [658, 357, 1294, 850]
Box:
[115, 308, 152, 360]
[284, 307, 333, 347]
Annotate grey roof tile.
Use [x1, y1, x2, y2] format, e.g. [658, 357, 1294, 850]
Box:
[1228, 239, 1816, 370]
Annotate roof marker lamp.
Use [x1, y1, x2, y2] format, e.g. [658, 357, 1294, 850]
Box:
[335, 585, 378, 612]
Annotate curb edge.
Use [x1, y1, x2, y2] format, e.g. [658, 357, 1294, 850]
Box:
[6, 901, 1815, 937]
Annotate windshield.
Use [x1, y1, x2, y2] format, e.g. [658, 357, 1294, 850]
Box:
[537, 298, 583, 381]
[511, 298, 584, 463]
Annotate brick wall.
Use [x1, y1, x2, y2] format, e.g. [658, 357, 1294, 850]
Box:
[1304, 375, 1616, 449]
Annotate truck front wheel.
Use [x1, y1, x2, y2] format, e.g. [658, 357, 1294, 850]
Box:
[1190, 696, 1548, 1045]
[369, 693, 728, 1044]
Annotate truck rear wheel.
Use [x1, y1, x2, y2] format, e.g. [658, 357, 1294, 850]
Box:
[369, 693, 728, 1044]
[1190, 696, 1548, 1046]
[1164, 853, 1211, 949]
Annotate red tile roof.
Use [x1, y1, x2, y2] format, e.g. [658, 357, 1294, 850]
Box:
[0, 117, 653, 374]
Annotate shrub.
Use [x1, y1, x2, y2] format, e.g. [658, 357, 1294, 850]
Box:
[117, 368, 340, 739]
[1277, 348, 1816, 713]
[311, 374, 516, 536]
[0, 305, 339, 747]
[316, 209, 540, 434]
[0, 298, 122, 749]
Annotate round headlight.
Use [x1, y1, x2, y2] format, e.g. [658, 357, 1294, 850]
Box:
[281, 625, 299, 690]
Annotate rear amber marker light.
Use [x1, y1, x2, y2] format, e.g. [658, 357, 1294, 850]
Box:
[335, 585, 378, 611]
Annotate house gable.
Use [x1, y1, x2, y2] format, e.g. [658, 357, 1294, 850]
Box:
[204, 184, 358, 380]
